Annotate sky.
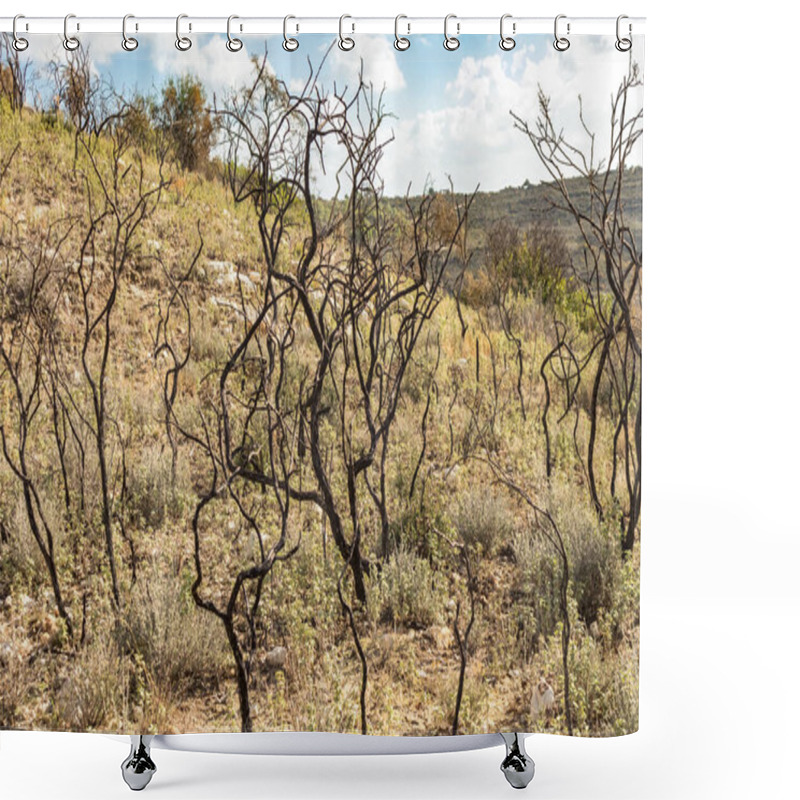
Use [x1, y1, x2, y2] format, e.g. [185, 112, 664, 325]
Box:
[17, 32, 644, 198]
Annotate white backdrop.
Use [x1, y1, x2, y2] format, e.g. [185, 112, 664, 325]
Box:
[2, 1, 799, 798]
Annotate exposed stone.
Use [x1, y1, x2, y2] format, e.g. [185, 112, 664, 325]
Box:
[426, 624, 455, 649]
[264, 645, 288, 670]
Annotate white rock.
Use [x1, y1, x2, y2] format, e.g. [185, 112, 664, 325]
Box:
[207, 260, 235, 274]
[427, 625, 455, 649]
[0, 642, 14, 664]
[530, 677, 555, 718]
[264, 645, 287, 669]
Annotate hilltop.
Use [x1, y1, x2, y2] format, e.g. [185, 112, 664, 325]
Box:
[386, 167, 643, 273]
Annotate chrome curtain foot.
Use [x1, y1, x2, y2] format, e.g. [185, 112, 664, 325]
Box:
[499, 732, 535, 789]
[121, 735, 157, 791]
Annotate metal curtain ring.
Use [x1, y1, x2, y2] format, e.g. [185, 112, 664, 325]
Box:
[553, 14, 570, 51]
[175, 13, 192, 51]
[226, 15, 243, 52]
[615, 15, 632, 51]
[12, 14, 29, 51]
[500, 14, 515, 51]
[443, 14, 460, 51]
[122, 14, 138, 51]
[63, 13, 80, 50]
[283, 15, 299, 51]
[338, 14, 354, 51]
[394, 14, 410, 51]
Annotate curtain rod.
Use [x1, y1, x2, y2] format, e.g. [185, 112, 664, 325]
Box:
[0, 16, 645, 37]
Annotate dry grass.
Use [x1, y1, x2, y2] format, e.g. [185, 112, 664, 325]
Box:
[0, 103, 640, 737]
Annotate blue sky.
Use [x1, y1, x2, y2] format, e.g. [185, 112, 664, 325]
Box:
[21, 32, 643, 197]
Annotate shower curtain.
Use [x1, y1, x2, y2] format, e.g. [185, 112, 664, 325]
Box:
[0, 20, 643, 739]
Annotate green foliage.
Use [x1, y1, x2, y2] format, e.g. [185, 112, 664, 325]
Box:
[451, 486, 515, 556]
[118, 94, 156, 153]
[513, 489, 627, 639]
[125, 444, 185, 529]
[384, 500, 450, 565]
[119, 563, 227, 691]
[460, 218, 598, 330]
[373, 546, 442, 629]
[512, 525, 563, 644]
[154, 74, 215, 172]
[566, 627, 639, 735]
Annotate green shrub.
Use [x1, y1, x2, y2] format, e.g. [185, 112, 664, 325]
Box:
[566, 626, 639, 735]
[373, 546, 441, 629]
[451, 487, 515, 556]
[382, 491, 451, 565]
[512, 525, 562, 646]
[126, 444, 184, 528]
[553, 491, 621, 627]
[154, 75, 215, 173]
[120, 563, 227, 691]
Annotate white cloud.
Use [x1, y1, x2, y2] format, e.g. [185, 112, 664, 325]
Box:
[327, 35, 406, 93]
[382, 36, 643, 196]
[83, 35, 123, 66]
[150, 35, 259, 99]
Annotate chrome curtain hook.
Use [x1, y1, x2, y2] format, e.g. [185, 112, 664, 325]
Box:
[394, 14, 410, 51]
[443, 13, 460, 51]
[63, 13, 80, 51]
[500, 13, 515, 51]
[283, 15, 299, 51]
[175, 13, 192, 51]
[615, 15, 632, 51]
[226, 15, 243, 52]
[12, 14, 29, 51]
[338, 14, 355, 51]
[122, 14, 138, 51]
[554, 14, 570, 51]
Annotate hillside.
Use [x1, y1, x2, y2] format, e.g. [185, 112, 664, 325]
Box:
[386, 167, 643, 274]
[0, 101, 640, 740]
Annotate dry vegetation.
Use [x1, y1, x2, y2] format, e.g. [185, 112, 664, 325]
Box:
[0, 45, 641, 737]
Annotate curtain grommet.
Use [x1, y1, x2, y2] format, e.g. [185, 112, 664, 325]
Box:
[338, 14, 355, 51]
[500, 14, 516, 51]
[615, 15, 632, 51]
[283, 15, 299, 51]
[63, 14, 80, 51]
[121, 14, 138, 51]
[12, 14, 29, 51]
[444, 14, 460, 51]
[175, 13, 192, 51]
[226, 15, 243, 52]
[554, 14, 570, 51]
[394, 14, 410, 51]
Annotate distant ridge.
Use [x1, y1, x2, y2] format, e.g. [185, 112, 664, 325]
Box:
[387, 166, 642, 272]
